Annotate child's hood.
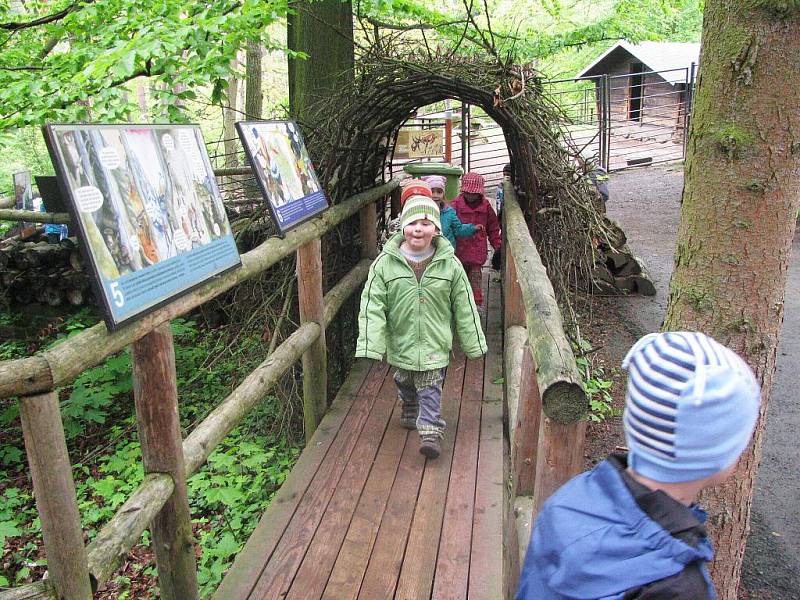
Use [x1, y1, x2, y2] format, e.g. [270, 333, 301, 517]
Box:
[520, 459, 713, 598]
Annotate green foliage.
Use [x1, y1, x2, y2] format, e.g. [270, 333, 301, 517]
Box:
[358, 0, 702, 75]
[575, 337, 620, 423]
[0, 0, 289, 132]
[0, 312, 301, 593]
[191, 433, 299, 594]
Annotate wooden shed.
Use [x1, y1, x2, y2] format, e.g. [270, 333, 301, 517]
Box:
[576, 41, 699, 132]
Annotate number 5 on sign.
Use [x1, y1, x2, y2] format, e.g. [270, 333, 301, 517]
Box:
[110, 282, 125, 307]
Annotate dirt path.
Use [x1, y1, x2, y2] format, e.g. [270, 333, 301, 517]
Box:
[603, 164, 800, 598]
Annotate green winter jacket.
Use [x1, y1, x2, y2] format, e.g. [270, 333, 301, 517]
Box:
[356, 234, 487, 370]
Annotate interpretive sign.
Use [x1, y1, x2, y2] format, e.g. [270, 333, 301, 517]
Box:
[236, 120, 328, 234]
[43, 124, 241, 330]
[395, 129, 444, 159]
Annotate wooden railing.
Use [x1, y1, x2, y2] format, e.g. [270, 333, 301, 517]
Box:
[0, 181, 395, 600]
[500, 182, 588, 579]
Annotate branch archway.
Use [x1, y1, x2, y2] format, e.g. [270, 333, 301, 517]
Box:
[304, 50, 606, 312]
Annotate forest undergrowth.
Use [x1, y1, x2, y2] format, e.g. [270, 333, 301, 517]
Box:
[0, 300, 304, 598]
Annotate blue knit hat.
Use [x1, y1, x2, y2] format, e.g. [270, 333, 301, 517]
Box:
[622, 332, 760, 483]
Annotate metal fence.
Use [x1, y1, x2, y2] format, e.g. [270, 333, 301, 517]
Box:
[386, 64, 697, 186]
[543, 65, 697, 171]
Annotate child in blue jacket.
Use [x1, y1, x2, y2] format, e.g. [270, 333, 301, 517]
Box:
[421, 175, 482, 248]
[516, 332, 761, 600]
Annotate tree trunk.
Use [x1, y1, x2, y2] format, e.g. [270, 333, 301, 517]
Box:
[245, 40, 263, 119]
[223, 60, 240, 169]
[662, 3, 800, 597]
[287, 0, 354, 122]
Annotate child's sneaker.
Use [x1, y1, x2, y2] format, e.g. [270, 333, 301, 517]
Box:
[400, 401, 418, 430]
[419, 434, 441, 459]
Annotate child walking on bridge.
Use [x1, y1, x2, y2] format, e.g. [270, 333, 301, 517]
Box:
[516, 331, 761, 599]
[451, 172, 502, 307]
[420, 175, 482, 248]
[355, 181, 487, 459]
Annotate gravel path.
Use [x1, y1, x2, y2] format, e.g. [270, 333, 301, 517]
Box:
[603, 164, 800, 599]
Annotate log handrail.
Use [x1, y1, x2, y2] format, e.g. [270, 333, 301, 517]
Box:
[0, 181, 397, 400]
[0, 181, 396, 600]
[503, 183, 586, 423]
[502, 181, 588, 564]
[0, 208, 71, 224]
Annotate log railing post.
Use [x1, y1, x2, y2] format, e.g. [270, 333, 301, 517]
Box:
[19, 391, 93, 599]
[532, 419, 587, 514]
[297, 239, 327, 438]
[132, 324, 198, 600]
[359, 200, 378, 259]
[512, 346, 542, 497]
[503, 249, 526, 329]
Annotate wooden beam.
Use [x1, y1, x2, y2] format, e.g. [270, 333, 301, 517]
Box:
[0, 180, 400, 400]
[132, 325, 198, 600]
[359, 201, 379, 259]
[503, 325, 527, 451]
[502, 209, 525, 329]
[503, 184, 587, 423]
[18, 391, 92, 600]
[532, 418, 586, 515]
[297, 239, 327, 438]
[512, 345, 542, 497]
[86, 474, 174, 588]
[5, 244, 371, 598]
[0, 209, 71, 224]
[0, 581, 53, 599]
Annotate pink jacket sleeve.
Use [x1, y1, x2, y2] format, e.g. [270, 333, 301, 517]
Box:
[486, 203, 502, 250]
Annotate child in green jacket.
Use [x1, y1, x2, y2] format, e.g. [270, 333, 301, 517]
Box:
[356, 183, 487, 458]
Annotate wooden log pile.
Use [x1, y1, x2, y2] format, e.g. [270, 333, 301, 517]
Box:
[591, 218, 656, 296]
[0, 236, 93, 307]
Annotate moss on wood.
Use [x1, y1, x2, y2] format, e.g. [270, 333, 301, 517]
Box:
[752, 0, 800, 17]
[712, 124, 756, 159]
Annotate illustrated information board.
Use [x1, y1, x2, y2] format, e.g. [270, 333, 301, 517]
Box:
[236, 120, 328, 234]
[43, 124, 241, 330]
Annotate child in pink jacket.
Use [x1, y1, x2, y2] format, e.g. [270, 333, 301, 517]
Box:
[450, 172, 502, 306]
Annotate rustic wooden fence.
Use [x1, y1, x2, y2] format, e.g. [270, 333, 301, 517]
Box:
[0, 180, 392, 600]
[500, 182, 588, 584]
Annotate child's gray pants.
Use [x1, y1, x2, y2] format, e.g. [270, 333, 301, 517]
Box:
[394, 368, 446, 438]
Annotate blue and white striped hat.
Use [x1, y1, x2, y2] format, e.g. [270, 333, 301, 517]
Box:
[622, 332, 760, 483]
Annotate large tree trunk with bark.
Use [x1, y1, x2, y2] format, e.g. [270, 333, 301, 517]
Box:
[663, 3, 800, 597]
[287, 0, 354, 122]
[245, 40, 263, 119]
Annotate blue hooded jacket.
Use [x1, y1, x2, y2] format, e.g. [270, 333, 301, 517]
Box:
[516, 458, 715, 600]
[440, 205, 477, 248]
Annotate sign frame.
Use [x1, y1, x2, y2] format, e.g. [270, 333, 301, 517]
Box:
[235, 120, 328, 235]
[43, 123, 242, 331]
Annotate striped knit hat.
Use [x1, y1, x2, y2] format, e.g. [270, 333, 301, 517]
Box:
[400, 193, 441, 232]
[622, 332, 760, 483]
[400, 179, 431, 207]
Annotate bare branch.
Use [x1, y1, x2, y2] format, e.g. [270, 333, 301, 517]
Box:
[0, 1, 91, 31]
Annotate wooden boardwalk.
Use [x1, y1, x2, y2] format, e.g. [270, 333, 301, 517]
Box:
[215, 275, 508, 600]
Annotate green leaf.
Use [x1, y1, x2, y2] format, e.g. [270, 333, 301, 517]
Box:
[0, 520, 22, 545]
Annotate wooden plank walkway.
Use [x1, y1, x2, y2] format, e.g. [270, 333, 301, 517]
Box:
[215, 274, 508, 600]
